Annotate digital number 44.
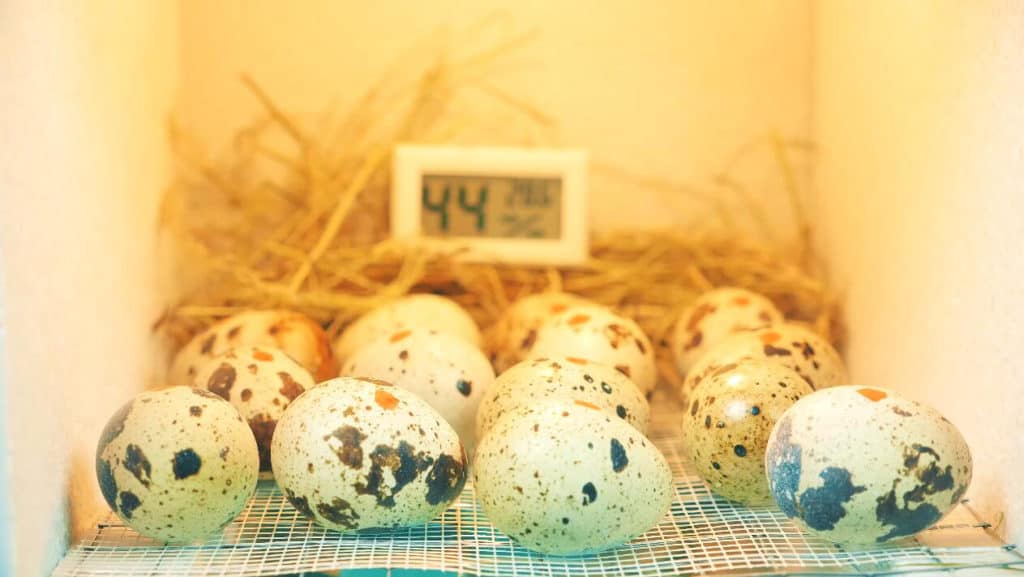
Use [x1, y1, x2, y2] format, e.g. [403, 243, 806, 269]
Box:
[422, 185, 487, 232]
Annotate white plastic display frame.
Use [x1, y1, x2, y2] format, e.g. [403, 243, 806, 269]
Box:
[391, 145, 589, 266]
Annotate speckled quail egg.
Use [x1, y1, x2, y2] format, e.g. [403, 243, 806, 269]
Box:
[193, 346, 316, 471]
[95, 386, 259, 542]
[341, 328, 495, 454]
[271, 377, 468, 532]
[671, 287, 784, 378]
[529, 305, 657, 396]
[766, 386, 972, 545]
[681, 361, 813, 506]
[681, 323, 846, 402]
[333, 294, 483, 365]
[169, 310, 336, 387]
[474, 399, 673, 555]
[476, 356, 650, 442]
[485, 292, 591, 373]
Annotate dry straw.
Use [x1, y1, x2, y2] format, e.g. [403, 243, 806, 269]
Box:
[156, 27, 840, 390]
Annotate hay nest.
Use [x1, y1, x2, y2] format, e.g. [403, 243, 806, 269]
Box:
[156, 30, 840, 389]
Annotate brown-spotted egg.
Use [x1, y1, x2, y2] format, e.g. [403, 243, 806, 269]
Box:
[169, 310, 336, 387]
[485, 292, 590, 373]
[681, 361, 813, 506]
[95, 386, 259, 542]
[271, 377, 468, 532]
[333, 294, 482, 365]
[766, 386, 972, 545]
[193, 345, 316, 470]
[529, 305, 658, 396]
[476, 356, 650, 442]
[341, 328, 495, 454]
[671, 287, 783, 377]
[474, 399, 673, 555]
[681, 323, 846, 402]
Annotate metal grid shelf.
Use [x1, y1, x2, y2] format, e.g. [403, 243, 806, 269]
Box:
[55, 404, 1024, 577]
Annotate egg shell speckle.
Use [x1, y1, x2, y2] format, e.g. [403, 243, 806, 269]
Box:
[332, 295, 482, 366]
[485, 293, 590, 373]
[169, 310, 336, 387]
[95, 386, 259, 543]
[341, 329, 495, 454]
[681, 361, 813, 506]
[765, 385, 972, 545]
[476, 356, 650, 441]
[271, 377, 468, 533]
[528, 305, 658, 395]
[473, 400, 673, 555]
[681, 323, 847, 402]
[671, 287, 784, 378]
[193, 345, 316, 470]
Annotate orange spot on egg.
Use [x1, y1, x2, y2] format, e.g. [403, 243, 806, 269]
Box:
[566, 357, 589, 365]
[389, 330, 412, 343]
[252, 349, 274, 361]
[732, 296, 751, 306]
[759, 332, 782, 345]
[574, 400, 601, 411]
[375, 389, 399, 410]
[568, 314, 590, 326]
[550, 304, 569, 314]
[857, 388, 887, 402]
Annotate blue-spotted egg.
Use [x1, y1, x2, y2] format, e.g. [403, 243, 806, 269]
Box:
[529, 305, 657, 396]
[765, 386, 972, 545]
[95, 387, 259, 542]
[473, 399, 673, 555]
[272, 377, 468, 532]
[671, 287, 784, 378]
[681, 361, 813, 505]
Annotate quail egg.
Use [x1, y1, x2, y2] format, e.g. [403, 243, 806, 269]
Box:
[476, 356, 650, 441]
[671, 287, 783, 377]
[681, 323, 846, 402]
[333, 294, 482, 365]
[193, 345, 316, 470]
[95, 386, 259, 542]
[681, 361, 813, 506]
[272, 377, 468, 532]
[341, 329, 495, 454]
[474, 399, 673, 555]
[485, 292, 590, 373]
[766, 386, 972, 545]
[169, 310, 336, 387]
[529, 305, 657, 396]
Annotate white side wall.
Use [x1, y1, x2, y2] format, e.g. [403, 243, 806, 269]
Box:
[0, 2, 178, 574]
[814, 1, 1024, 546]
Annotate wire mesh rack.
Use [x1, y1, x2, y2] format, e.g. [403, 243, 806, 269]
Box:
[55, 402, 1024, 577]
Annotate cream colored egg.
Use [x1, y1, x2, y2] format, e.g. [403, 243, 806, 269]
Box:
[529, 305, 657, 395]
[169, 310, 336, 387]
[193, 345, 316, 471]
[485, 292, 590, 373]
[766, 386, 972, 545]
[341, 329, 495, 454]
[271, 377, 468, 532]
[476, 356, 650, 442]
[95, 386, 259, 542]
[681, 323, 846, 402]
[671, 287, 784, 378]
[333, 294, 482, 365]
[681, 361, 813, 506]
[474, 400, 673, 555]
